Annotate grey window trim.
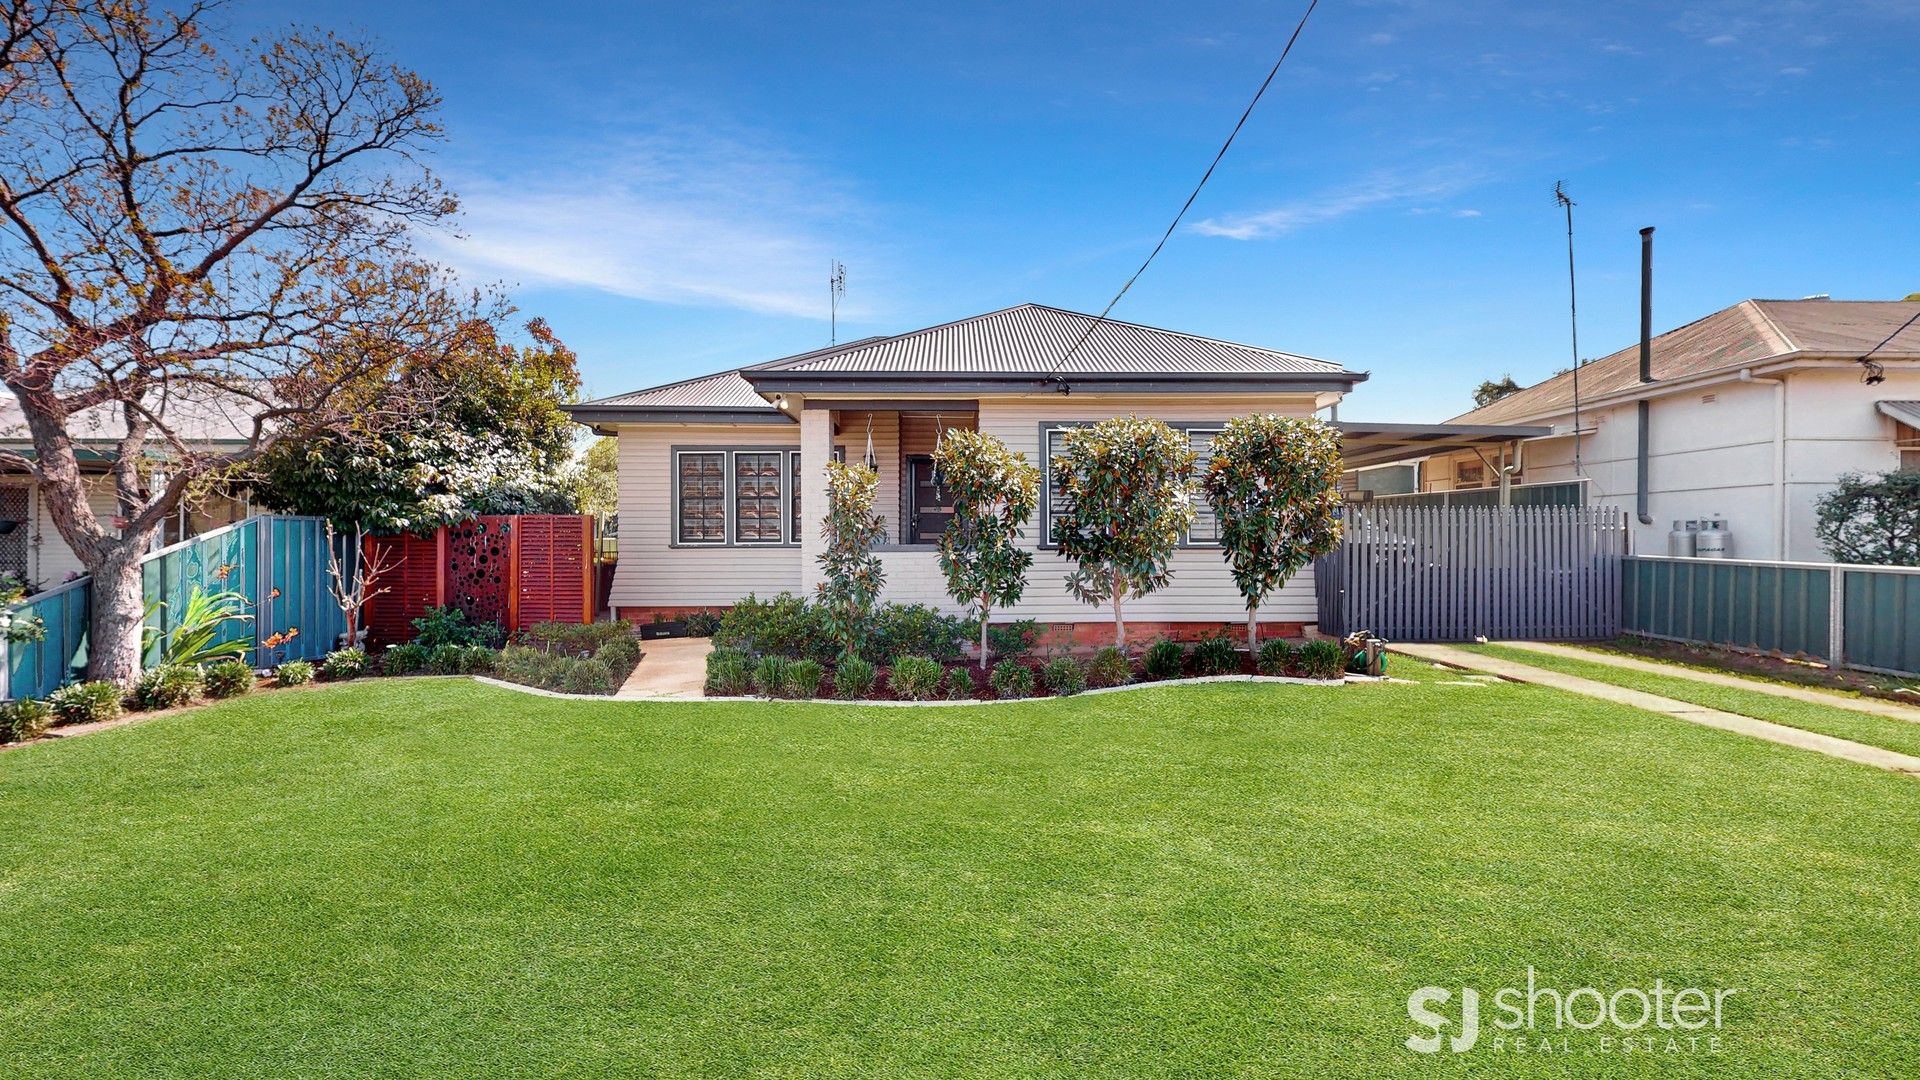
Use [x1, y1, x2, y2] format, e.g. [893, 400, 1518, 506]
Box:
[1037, 420, 1228, 550]
[669, 444, 802, 549]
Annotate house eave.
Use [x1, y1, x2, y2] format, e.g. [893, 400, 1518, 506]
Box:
[740, 371, 1368, 396]
[562, 405, 794, 427]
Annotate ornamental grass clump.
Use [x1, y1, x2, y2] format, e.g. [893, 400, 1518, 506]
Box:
[203, 658, 256, 699]
[943, 667, 976, 700]
[833, 656, 877, 700]
[321, 649, 369, 680]
[1190, 632, 1239, 677]
[275, 660, 316, 686]
[1298, 639, 1347, 681]
[1042, 656, 1086, 697]
[382, 642, 430, 676]
[889, 655, 943, 701]
[49, 681, 122, 725]
[703, 648, 753, 696]
[0, 698, 53, 743]
[1142, 638, 1184, 681]
[560, 658, 615, 695]
[1257, 639, 1297, 677]
[753, 655, 793, 698]
[989, 660, 1033, 700]
[785, 660, 824, 699]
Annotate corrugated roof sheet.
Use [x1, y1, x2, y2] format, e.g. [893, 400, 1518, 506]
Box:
[1452, 299, 1920, 425]
[750, 304, 1346, 375]
[1877, 400, 1920, 428]
[578, 369, 771, 411]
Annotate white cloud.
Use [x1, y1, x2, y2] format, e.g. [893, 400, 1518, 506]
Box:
[1190, 166, 1483, 240]
[429, 126, 872, 319]
[1453, 208, 1483, 218]
[1705, 33, 1738, 45]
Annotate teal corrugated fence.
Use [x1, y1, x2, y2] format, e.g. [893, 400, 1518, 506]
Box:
[3, 515, 352, 699]
[1622, 555, 1920, 679]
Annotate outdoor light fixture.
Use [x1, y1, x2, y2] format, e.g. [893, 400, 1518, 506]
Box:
[774, 395, 788, 410]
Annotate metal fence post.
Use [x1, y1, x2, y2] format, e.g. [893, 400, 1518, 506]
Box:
[1828, 565, 1845, 667]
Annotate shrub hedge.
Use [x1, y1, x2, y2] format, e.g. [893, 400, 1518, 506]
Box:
[49, 681, 121, 725]
[1142, 638, 1184, 681]
[132, 664, 202, 710]
[989, 660, 1033, 700]
[202, 659, 256, 699]
[0, 698, 53, 743]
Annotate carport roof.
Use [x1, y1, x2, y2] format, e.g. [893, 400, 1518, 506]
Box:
[1336, 419, 1553, 471]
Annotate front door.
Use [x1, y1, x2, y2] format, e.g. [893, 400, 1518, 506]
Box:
[906, 456, 952, 544]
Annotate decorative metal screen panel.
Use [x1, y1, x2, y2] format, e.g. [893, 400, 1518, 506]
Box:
[364, 531, 442, 648]
[515, 515, 590, 626]
[448, 517, 514, 632]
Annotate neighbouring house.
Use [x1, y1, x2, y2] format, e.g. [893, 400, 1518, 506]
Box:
[0, 392, 255, 591]
[1390, 297, 1920, 561]
[568, 303, 1542, 640]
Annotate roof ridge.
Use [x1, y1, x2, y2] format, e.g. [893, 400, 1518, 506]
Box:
[1740, 298, 1797, 355]
[745, 304, 1043, 372]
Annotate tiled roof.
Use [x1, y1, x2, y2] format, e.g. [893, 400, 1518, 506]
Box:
[748, 304, 1347, 375]
[1451, 299, 1920, 425]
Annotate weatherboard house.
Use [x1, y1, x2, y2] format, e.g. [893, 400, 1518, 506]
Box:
[568, 304, 1540, 638]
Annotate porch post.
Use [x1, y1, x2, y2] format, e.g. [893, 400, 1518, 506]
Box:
[799, 402, 832, 594]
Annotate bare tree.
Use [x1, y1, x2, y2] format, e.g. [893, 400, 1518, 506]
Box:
[0, 0, 467, 683]
[323, 520, 393, 650]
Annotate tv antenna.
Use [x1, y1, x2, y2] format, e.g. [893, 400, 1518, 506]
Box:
[829, 261, 847, 345]
[1553, 181, 1585, 475]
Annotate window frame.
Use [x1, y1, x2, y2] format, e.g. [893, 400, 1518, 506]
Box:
[669, 445, 802, 549]
[1038, 420, 1227, 550]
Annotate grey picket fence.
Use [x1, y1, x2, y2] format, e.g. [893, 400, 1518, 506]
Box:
[1622, 556, 1920, 678]
[2, 515, 352, 700]
[1316, 504, 1629, 642]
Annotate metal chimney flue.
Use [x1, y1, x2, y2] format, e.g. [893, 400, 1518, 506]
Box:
[1639, 226, 1655, 384]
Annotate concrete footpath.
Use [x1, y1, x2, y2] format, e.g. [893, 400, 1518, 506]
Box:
[1391, 642, 1920, 777]
[1498, 641, 1920, 724]
[618, 637, 712, 699]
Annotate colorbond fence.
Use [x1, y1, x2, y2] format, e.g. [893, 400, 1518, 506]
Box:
[2, 515, 352, 700]
[1623, 556, 1920, 678]
[1316, 504, 1629, 642]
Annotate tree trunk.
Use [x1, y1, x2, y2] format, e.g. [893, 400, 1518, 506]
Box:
[979, 595, 991, 672]
[1112, 571, 1127, 651]
[1247, 602, 1260, 652]
[86, 543, 150, 686]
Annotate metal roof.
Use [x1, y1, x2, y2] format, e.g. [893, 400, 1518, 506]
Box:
[747, 304, 1350, 376]
[1452, 299, 1920, 426]
[1335, 419, 1553, 470]
[575, 369, 770, 411]
[1877, 400, 1920, 428]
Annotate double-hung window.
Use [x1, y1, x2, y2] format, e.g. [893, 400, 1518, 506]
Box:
[1039, 422, 1224, 548]
[674, 447, 799, 546]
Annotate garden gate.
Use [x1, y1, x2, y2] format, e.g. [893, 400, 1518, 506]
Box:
[363, 515, 594, 647]
[1315, 504, 1629, 642]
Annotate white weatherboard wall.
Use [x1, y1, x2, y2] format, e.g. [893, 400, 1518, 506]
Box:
[611, 422, 803, 610]
[1422, 366, 1920, 561]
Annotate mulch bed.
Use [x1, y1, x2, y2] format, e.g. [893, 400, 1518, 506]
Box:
[1602, 635, 1920, 705]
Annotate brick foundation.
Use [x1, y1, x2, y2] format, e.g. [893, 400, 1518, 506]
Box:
[617, 606, 1309, 647]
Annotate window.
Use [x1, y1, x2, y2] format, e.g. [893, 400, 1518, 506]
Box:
[1040, 421, 1222, 547]
[676, 452, 726, 544]
[673, 447, 800, 546]
[1455, 460, 1486, 489]
[732, 451, 786, 544]
[1898, 421, 1920, 472]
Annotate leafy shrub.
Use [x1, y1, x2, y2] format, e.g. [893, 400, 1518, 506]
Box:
[715, 593, 835, 662]
[203, 658, 256, 699]
[1042, 655, 1086, 697]
[427, 644, 497, 675]
[1086, 646, 1131, 688]
[753, 654, 794, 698]
[834, 655, 877, 700]
[1191, 633, 1240, 677]
[321, 648, 369, 680]
[153, 587, 253, 666]
[1256, 638, 1297, 677]
[383, 642, 431, 676]
[868, 604, 971, 663]
[132, 664, 203, 710]
[889, 655, 943, 701]
[276, 660, 316, 686]
[943, 667, 976, 700]
[786, 660, 824, 699]
[704, 647, 753, 696]
[411, 605, 503, 649]
[1298, 639, 1346, 681]
[683, 609, 723, 637]
[1142, 638, 1184, 680]
[49, 681, 122, 725]
[560, 658, 615, 695]
[498, 644, 565, 689]
[0, 698, 54, 743]
[989, 660, 1033, 700]
[594, 637, 640, 679]
[985, 619, 1041, 661]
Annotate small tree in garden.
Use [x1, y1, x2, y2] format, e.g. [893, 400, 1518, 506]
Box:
[815, 460, 887, 656]
[1202, 415, 1344, 649]
[933, 430, 1041, 670]
[1815, 470, 1920, 566]
[1052, 417, 1195, 649]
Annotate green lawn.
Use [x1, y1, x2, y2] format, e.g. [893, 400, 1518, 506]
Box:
[1466, 643, 1920, 760]
[3, 671, 1919, 1077]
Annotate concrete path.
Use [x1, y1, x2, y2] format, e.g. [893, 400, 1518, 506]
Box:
[1391, 642, 1920, 777]
[618, 637, 713, 699]
[1497, 641, 1920, 724]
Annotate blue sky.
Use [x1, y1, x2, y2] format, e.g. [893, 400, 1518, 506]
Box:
[249, 1, 1919, 420]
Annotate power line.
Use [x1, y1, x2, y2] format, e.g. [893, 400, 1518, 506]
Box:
[1043, 0, 1321, 389]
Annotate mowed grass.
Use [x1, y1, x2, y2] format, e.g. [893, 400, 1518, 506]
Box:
[2, 672, 1919, 1078]
[1467, 643, 1920, 760]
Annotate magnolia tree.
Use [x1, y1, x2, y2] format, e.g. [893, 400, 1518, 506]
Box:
[816, 460, 886, 656]
[932, 429, 1040, 669]
[0, 0, 466, 684]
[1052, 416, 1195, 649]
[1815, 470, 1920, 566]
[1201, 414, 1344, 648]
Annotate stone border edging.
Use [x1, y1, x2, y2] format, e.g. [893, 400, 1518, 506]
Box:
[475, 671, 1364, 705]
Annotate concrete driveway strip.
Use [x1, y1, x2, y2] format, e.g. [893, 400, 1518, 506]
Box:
[1391, 642, 1920, 777]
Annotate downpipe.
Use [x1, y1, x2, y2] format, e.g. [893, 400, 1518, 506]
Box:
[1740, 368, 1789, 559]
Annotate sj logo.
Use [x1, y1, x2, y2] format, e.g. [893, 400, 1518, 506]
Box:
[1406, 986, 1479, 1054]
